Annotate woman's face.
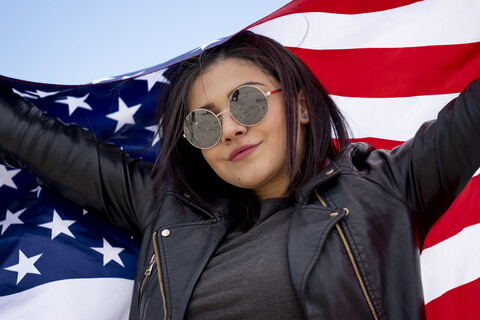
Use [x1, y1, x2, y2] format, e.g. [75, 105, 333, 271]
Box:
[187, 58, 308, 200]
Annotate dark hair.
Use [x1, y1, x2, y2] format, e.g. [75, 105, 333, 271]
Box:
[152, 31, 349, 230]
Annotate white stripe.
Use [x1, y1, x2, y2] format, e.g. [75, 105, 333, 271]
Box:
[421, 223, 480, 304]
[251, 0, 480, 49]
[331, 93, 459, 141]
[0, 278, 133, 320]
[474, 167, 480, 177]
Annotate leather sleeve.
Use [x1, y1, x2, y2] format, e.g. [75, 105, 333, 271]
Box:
[0, 82, 157, 237]
[365, 79, 480, 233]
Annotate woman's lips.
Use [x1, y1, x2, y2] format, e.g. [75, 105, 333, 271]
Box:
[228, 143, 260, 161]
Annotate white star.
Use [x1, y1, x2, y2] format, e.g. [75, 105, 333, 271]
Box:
[83, 209, 88, 215]
[106, 98, 141, 133]
[12, 88, 38, 99]
[91, 238, 125, 267]
[134, 69, 169, 91]
[25, 90, 60, 98]
[145, 125, 160, 146]
[5, 250, 43, 284]
[39, 210, 76, 240]
[55, 94, 92, 115]
[0, 165, 21, 189]
[0, 208, 26, 236]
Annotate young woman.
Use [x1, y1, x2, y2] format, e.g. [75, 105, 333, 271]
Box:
[1, 31, 479, 319]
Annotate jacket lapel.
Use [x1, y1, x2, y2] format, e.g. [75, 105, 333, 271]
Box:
[287, 203, 347, 299]
[156, 217, 229, 320]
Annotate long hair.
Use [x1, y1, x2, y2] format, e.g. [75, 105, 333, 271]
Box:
[152, 31, 349, 230]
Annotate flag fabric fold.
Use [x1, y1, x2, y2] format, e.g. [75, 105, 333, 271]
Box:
[1, 0, 479, 319]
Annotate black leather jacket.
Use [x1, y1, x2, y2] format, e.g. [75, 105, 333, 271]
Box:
[1, 80, 479, 320]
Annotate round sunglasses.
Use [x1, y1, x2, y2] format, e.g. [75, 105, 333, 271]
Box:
[183, 85, 282, 149]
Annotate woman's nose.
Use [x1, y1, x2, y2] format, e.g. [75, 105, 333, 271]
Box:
[220, 111, 247, 144]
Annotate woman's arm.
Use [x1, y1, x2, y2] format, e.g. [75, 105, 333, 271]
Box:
[0, 82, 157, 237]
[367, 79, 480, 232]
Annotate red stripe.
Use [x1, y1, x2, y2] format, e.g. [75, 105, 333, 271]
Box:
[423, 176, 480, 249]
[351, 137, 403, 150]
[425, 278, 480, 319]
[248, 0, 423, 28]
[289, 43, 480, 97]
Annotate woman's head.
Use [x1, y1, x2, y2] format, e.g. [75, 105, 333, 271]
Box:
[153, 31, 349, 228]
[187, 57, 299, 201]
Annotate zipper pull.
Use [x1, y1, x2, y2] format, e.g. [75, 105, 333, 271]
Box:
[144, 254, 155, 276]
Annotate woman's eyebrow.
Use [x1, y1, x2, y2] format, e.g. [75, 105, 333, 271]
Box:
[197, 103, 215, 111]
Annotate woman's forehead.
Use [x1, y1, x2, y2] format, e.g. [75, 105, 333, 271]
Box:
[187, 58, 277, 111]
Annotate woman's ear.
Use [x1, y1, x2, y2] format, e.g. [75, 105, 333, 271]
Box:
[297, 91, 309, 124]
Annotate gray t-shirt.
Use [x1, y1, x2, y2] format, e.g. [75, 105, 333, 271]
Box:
[186, 198, 305, 319]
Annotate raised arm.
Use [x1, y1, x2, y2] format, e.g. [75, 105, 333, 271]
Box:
[365, 79, 480, 234]
[0, 83, 158, 237]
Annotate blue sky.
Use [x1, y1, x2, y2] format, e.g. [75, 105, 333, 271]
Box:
[0, 1, 290, 84]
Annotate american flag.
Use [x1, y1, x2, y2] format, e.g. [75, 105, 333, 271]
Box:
[1, 0, 479, 319]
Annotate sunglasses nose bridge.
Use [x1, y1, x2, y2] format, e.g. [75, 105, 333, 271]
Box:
[217, 108, 247, 144]
[215, 108, 230, 120]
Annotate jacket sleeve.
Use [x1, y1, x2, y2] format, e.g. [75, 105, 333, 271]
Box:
[366, 79, 480, 233]
[0, 83, 158, 237]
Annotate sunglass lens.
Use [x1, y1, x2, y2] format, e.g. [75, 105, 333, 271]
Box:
[230, 86, 268, 126]
[184, 109, 221, 149]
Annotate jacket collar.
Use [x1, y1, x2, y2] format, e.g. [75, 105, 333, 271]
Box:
[295, 143, 370, 205]
[295, 160, 341, 205]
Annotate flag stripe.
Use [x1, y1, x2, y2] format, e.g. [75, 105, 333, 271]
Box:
[249, 0, 423, 27]
[424, 278, 480, 320]
[250, 0, 480, 50]
[421, 221, 480, 304]
[331, 93, 458, 141]
[422, 176, 480, 249]
[0, 278, 133, 320]
[290, 44, 480, 97]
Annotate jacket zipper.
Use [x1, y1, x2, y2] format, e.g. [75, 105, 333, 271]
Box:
[153, 231, 168, 320]
[138, 254, 156, 319]
[139, 254, 156, 299]
[137, 233, 168, 320]
[314, 190, 379, 320]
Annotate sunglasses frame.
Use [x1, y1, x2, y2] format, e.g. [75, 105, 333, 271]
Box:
[183, 85, 282, 149]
